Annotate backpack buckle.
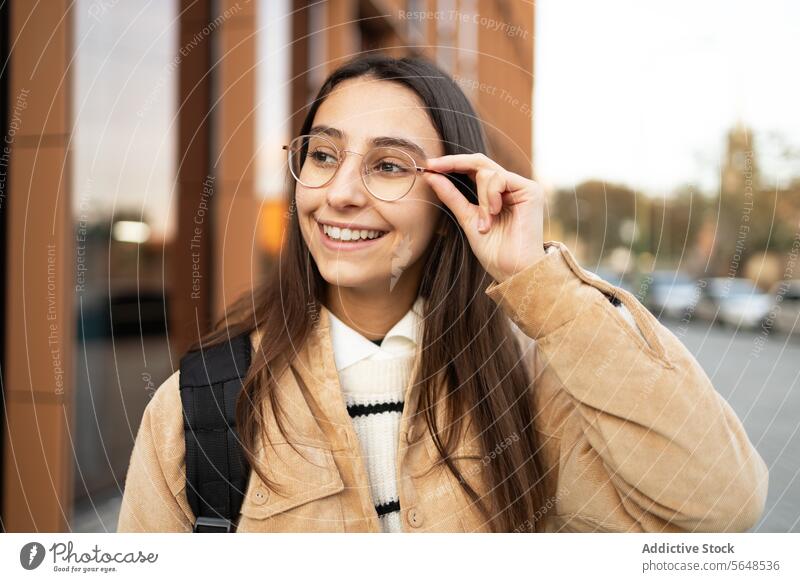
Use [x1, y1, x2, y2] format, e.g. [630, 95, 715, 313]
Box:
[193, 516, 233, 533]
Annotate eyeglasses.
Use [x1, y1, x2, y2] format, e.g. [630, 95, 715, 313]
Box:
[282, 133, 446, 202]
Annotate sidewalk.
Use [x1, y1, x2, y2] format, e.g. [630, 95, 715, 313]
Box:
[69, 492, 122, 533]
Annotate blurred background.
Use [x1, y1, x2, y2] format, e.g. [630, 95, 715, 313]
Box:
[0, 0, 797, 533]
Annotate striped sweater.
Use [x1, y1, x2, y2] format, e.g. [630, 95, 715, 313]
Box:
[338, 356, 414, 532]
[326, 249, 642, 532]
[327, 297, 423, 533]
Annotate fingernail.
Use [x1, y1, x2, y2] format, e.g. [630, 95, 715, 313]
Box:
[477, 216, 487, 232]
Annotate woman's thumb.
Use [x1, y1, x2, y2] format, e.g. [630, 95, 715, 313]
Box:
[425, 173, 475, 229]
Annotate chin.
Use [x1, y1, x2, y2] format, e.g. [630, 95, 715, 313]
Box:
[318, 262, 365, 285]
[318, 263, 386, 290]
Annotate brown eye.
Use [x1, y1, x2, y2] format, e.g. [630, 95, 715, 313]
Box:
[308, 148, 338, 166]
[370, 158, 413, 176]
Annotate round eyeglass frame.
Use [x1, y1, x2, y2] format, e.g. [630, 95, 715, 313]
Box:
[282, 133, 446, 202]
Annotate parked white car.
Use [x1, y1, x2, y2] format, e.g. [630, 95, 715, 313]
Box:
[642, 271, 699, 320]
[695, 277, 772, 330]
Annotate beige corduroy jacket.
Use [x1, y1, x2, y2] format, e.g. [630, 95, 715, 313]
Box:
[117, 241, 769, 533]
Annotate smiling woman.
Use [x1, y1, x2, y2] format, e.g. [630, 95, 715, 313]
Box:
[117, 54, 768, 534]
[292, 74, 448, 303]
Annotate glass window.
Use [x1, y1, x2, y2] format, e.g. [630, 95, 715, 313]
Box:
[71, 0, 178, 530]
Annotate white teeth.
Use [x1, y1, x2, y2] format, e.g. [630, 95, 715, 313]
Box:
[322, 224, 387, 241]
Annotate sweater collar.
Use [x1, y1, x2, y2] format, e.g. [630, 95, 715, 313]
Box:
[326, 296, 425, 372]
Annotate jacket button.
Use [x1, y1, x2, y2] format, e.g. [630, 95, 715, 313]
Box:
[407, 508, 424, 528]
[253, 488, 269, 506]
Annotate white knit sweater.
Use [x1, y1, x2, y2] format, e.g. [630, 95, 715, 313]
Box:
[338, 357, 415, 532]
[328, 297, 424, 533]
[326, 249, 642, 532]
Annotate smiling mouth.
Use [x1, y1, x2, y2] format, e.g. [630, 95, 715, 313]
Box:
[320, 223, 389, 242]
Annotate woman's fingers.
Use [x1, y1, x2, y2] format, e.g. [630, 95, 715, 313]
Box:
[427, 153, 534, 194]
[426, 169, 513, 234]
[425, 152, 502, 176]
[487, 171, 507, 214]
[425, 154, 542, 235]
[424, 172, 477, 230]
[475, 169, 510, 232]
[475, 169, 495, 231]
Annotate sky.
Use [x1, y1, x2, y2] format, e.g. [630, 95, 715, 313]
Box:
[533, 0, 800, 196]
[71, 0, 800, 238]
[73, 0, 178, 238]
[255, 0, 291, 199]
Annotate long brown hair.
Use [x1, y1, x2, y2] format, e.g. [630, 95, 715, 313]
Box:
[193, 54, 551, 532]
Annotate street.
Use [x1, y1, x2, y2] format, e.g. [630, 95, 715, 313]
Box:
[662, 318, 800, 532]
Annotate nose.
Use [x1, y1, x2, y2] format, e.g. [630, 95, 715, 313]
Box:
[324, 152, 370, 209]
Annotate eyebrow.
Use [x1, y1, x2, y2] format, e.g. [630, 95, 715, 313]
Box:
[308, 125, 430, 161]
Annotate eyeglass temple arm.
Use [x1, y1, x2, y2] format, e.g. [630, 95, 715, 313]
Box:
[416, 167, 448, 176]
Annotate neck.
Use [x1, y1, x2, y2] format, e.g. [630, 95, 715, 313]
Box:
[325, 274, 420, 341]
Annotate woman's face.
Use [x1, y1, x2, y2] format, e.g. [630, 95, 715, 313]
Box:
[294, 77, 445, 294]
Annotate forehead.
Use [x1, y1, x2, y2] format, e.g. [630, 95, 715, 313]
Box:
[313, 78, 442, 156]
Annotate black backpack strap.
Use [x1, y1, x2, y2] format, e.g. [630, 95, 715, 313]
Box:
[179, 331, 252, 532]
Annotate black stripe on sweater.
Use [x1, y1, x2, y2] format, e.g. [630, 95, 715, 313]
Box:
[346, 401, 403, 418]
[375, 499, 401, 517]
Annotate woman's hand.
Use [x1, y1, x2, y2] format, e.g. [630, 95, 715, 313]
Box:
[423, 153, 547, 284]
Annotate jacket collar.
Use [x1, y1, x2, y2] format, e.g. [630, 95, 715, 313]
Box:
[250, 298, 432, 451]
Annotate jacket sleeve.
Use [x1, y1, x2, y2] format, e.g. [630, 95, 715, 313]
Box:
[485, 241, 769, 532]
[116, 371, 194, 532]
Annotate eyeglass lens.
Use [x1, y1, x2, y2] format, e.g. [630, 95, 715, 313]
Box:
[288, 134, 418, 201]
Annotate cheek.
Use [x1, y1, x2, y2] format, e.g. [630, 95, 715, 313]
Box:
[294, 187, 315, 215]
[294, 189, 318, 237]
[384, 206, 439, 262]
[389, 196, 440, 250]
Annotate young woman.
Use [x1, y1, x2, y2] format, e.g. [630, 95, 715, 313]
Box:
[117, 54, 768, 533]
